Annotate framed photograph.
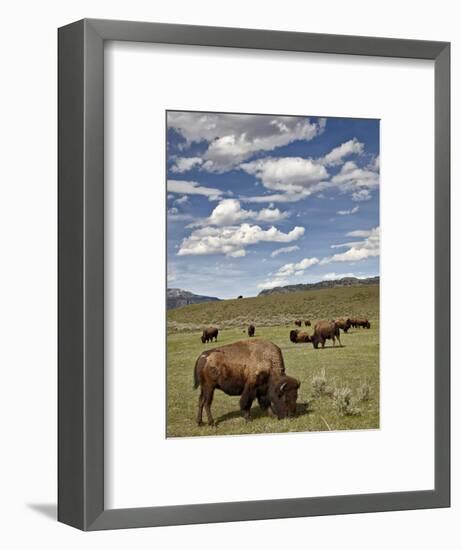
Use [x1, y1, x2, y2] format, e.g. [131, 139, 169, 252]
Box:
[58, 19, 450, 530]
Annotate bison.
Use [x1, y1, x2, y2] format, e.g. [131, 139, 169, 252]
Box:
[294, 319, 302, 327]
[312, 320, 342, 349]
[354, 317, 371, 329]
[304, 320, 311, 327]
[248, 324, 255, 337]
[201, 326, 219, 344]
[335, 318, 352, 333]
[290, 329, 311, 343]
[193, 340, 300, 425]
[237, 295, 243, 299]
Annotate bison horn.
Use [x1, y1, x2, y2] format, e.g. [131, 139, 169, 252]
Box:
[296, 378, 301, 388]
[279, 382, 287, 393]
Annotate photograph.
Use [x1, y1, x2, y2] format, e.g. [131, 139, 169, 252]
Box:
[166, 110, 380, 437]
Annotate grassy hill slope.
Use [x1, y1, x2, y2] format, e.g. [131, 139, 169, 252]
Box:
[167, 284, 379, 333]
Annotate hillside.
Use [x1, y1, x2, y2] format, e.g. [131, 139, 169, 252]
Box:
[258, 276, 379, 296]
[167, 283, 379, 332]
[167, 288, 221, 310]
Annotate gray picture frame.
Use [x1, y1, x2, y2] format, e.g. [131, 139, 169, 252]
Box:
[58, 18, 450, 531]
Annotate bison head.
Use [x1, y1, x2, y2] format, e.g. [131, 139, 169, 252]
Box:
[201, 335, 206, 343]
[289, 330, 298, 343]
[270, 376, 300, 418]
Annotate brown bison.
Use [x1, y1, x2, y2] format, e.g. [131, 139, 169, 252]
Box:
[248, 324, 255, 337]
[335, 318, 352, 333]
[353, 317, 371, 329]
[312, 320, 342, 349]
[290, 329, 311, 343]
[193, 340, 300, 425]
[304, 320, 311, 327]
[201, 326, 219, 344]
[294, 319, 302, 327]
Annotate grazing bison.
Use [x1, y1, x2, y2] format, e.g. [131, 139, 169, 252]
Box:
[201, 326, 219, 344]
[294, 319, 302, 327]
[312, 320, 342, 349]
[354, 317, 371, 329]
[335, 318, 352, 333]
[193, 340, 300, 425]
[290, 329, 311, 343]
[304, 320, 311, 327]
[248, 324, 255, 337]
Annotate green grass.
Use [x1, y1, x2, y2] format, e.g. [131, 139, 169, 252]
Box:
[166, 285, 379, 438]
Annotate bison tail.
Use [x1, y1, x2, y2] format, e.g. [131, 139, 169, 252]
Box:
[193, 353, 207, 389]
[193, 359, 200, 389]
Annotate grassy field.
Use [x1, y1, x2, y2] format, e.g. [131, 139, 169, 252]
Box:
[167, 284, 379, 332]
[167, 285, 379, 438]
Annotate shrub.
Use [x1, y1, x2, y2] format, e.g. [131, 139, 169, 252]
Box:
[357, 381, 371, 402]
[311, 369, 334, 397]
[311, 369, 327, 397]
[332, 387, 361, 416]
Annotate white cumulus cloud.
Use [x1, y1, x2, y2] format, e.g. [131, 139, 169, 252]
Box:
[322, 227, 380, 264]
[258, 256, 319, 289]
[331, 160, 379, 202]
[168, 112, 326, 172]
[178, 223, 305, 258]
[240, 139, 374, 203]
[167, 179, 224, 201]
[174, 195, 189, 205]
[241, 157, 328, 190]
[270, 245, 300, 257]
[351, 189, 372, 202]
[320, 138, 364, 167]
[337, 205, 359, 215]
[189, 199, 290, 227]
[171, 157, 203, 173]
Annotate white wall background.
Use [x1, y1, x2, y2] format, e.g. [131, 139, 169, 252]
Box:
[0, 0, 458, 548]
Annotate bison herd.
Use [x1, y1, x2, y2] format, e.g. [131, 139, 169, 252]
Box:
[193, 315, 371, 426]
[290, 317, 370, 348]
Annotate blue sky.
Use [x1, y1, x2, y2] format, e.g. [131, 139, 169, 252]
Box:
[166, 111, 379, 299]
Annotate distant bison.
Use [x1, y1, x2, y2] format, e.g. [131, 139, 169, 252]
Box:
[237, 295, 243, 299]
[353, 317, 371, 329]
[312, 320, 342, 349]
[290, 329, 311, 343]
[335, 318, 352, 333]
[201, 326, 219, 344]
[304, 320, 311, 327]
[248, 324, 255, 337]
[193, 340, 300, 425]
[294, 319, 302, 327]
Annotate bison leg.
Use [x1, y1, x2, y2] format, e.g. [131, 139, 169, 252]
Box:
[203, 387, 216, 426]
[321, 338, 326, 349]
[240, 383, 257, 421]
[196, 389, 205, 426]
[258, 394, 276, 418]
[257, 393, 270, 410]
